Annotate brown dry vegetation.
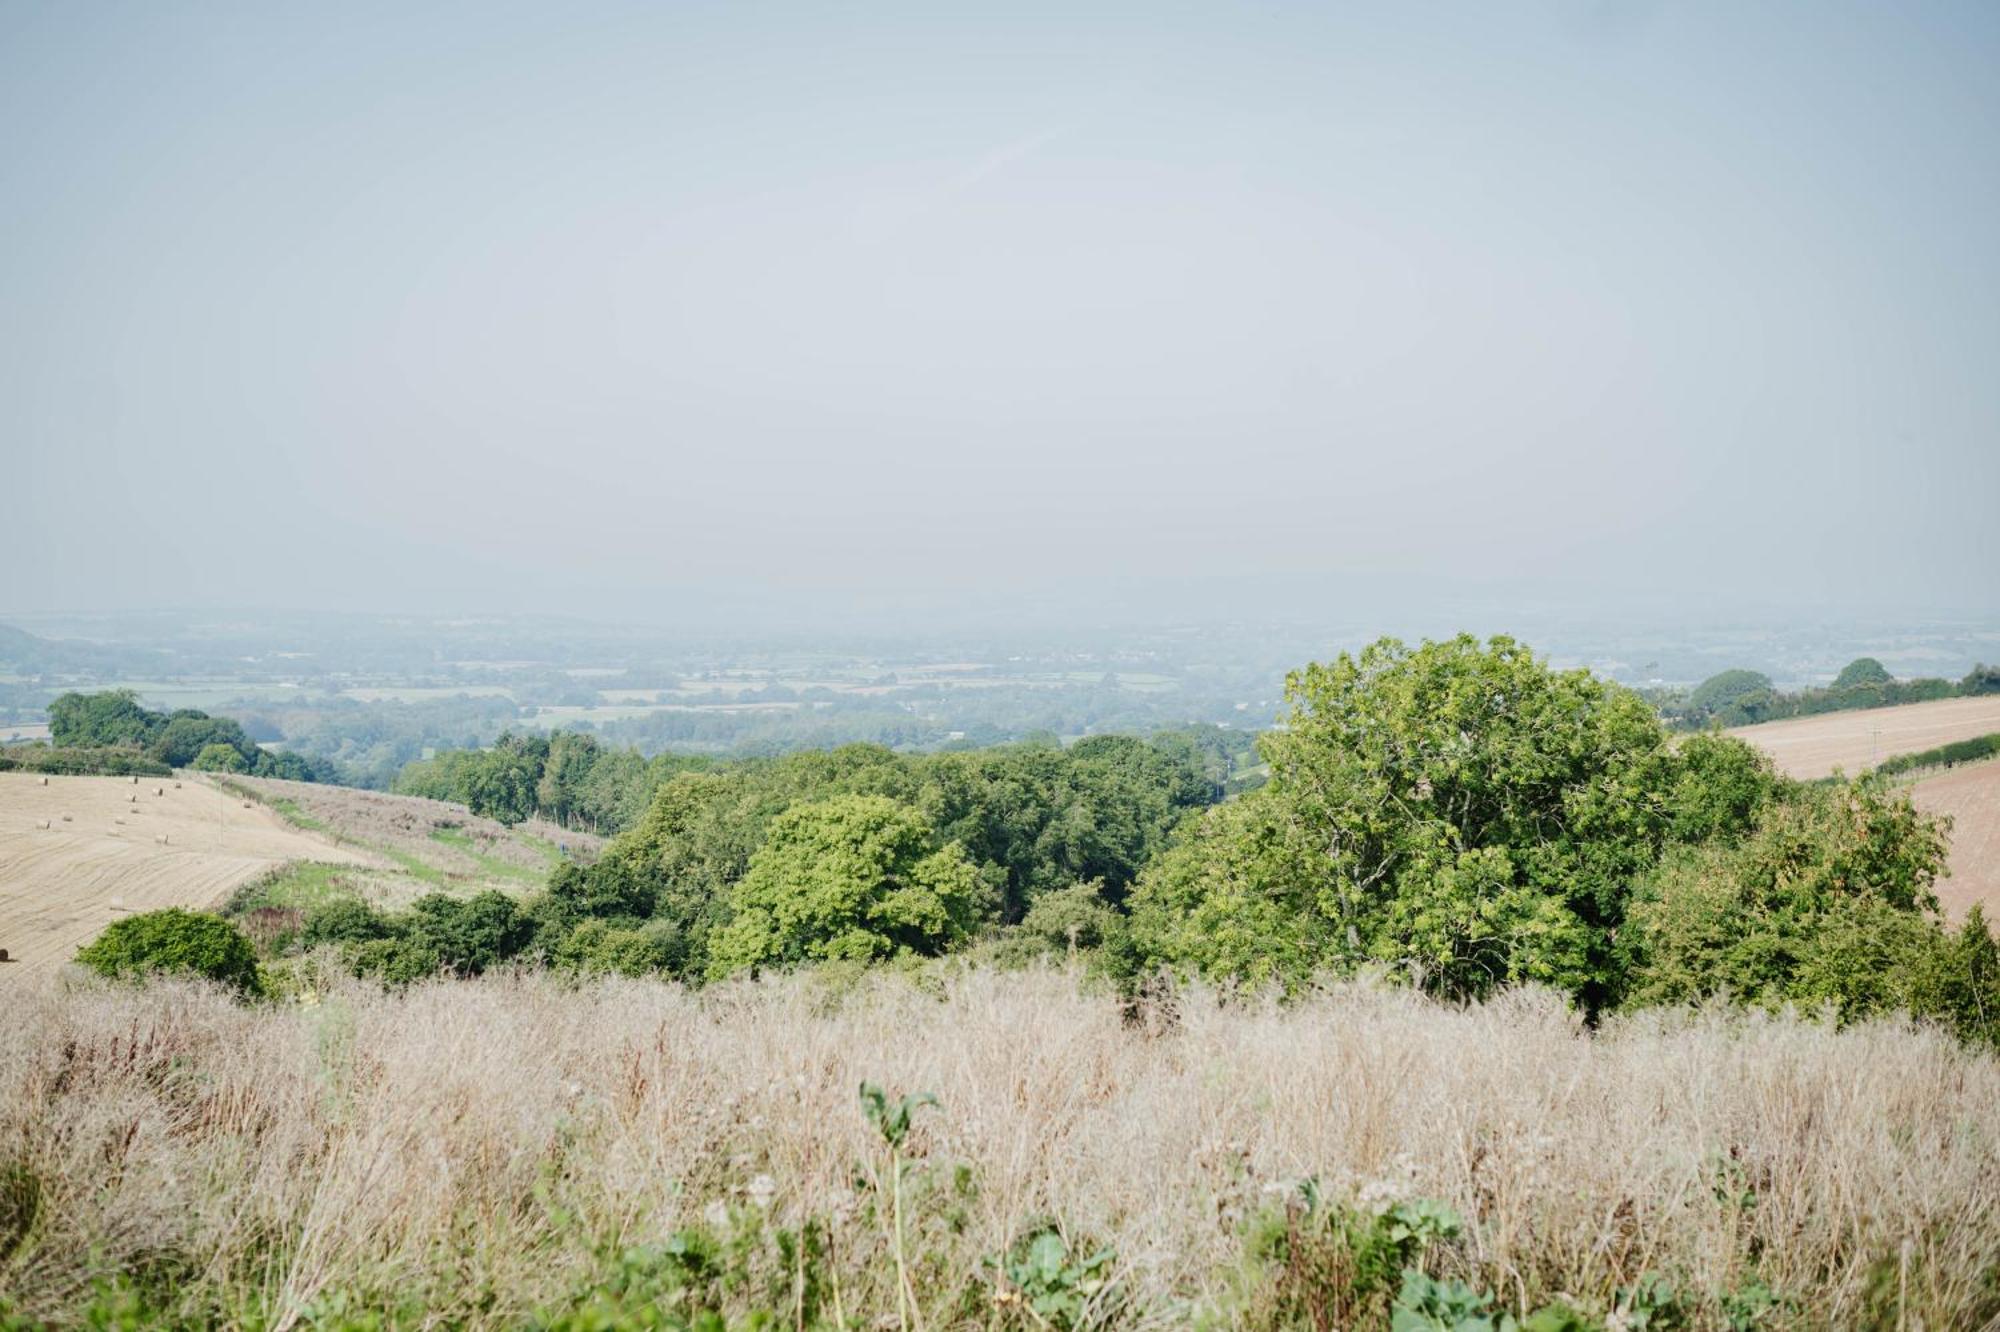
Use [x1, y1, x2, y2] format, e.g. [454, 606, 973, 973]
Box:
[2, 968, 1997, 1328]
[229, 780, 600, 892]
[1726, 695, 2000, 780]
[0, 774, 381, 977]
[231, 776, 603, 885]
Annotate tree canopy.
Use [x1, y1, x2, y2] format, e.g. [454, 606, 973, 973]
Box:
[45, 690, 325, 781]
[1122, 634, 1978, 1034]
[706, 795, 981, 975]
[1832, 657, 1893, 689]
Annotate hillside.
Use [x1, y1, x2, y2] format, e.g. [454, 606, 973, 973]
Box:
[0, 773, 383, 977]
[227, 775, 604, 886]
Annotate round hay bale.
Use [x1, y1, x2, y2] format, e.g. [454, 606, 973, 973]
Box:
[60, 813, 72, 822]
[0, 949, 10, 963]
[241, 801, 252, 809]
[38, 776, 47, 785]
[131, 775, 139, 784]
[174, 781, 182, 789]
[155, 787, 165, 796]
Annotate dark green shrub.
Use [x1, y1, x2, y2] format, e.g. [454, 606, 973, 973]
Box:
[407, 891, 532, 973]
[0, 746, 171, 777]
[1905, 905, 2000, 1048]
[74, 909, 262, 995]
[346, 937, 446, 985]
[299, 898, 394, 949]
[553, 918, 687, 977]
[191, 742, 249, 773]
[1961, 663, 2000, 696]
[1873, 731, 2000, 778]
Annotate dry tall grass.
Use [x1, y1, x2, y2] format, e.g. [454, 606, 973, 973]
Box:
[2, 968, 1998, 1328]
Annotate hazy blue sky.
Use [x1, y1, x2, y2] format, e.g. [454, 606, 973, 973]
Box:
[4, 1, 1996, 628]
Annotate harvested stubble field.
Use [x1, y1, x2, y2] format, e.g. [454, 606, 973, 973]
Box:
[1726, 695, 2000, 780]
[230, 776, 603, 886]
[0, 773, 382, 977]
[1910, 759, 2000, 924]
[2, 969, 1996, 1328]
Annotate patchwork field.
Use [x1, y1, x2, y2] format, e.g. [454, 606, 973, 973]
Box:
[1909, 760, 2000, 923]
[0, 773, 383, 977]
[1726, 695, 2000, 780]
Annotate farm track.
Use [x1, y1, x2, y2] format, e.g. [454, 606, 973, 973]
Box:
[0, 773, 383, 978]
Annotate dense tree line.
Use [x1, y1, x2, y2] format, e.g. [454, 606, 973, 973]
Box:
[274, 637, 2000, 1049]
[42, 691, 329, 780]
[317, 731, 1220, 980]
[393, 723, 1255, 835]
[1661, 658, 1998, 729]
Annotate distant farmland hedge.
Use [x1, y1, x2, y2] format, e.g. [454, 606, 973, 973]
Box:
[1874, 731, 2000, 779]
[0, 745, 173, 777]
[1663, 659, 1994, 729]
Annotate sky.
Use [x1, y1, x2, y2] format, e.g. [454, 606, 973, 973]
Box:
[4, 1, 1997, 631]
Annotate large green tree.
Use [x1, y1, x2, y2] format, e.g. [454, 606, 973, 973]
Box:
[707, 795, 980, 976]
[1687, 668, 1779, 725]
[1130, 636, 1771, 1002]
[47, 690, 160, 748]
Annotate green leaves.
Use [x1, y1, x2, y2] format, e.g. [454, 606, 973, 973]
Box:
[74, 908, 262, 997]
[858, 1081, 937, 1149]
[1380, 1199, 1462, 1250]
[1390, 1269, 1506, 1332]
[995, 1227, 1116, 1329]
[1134, 634, 1683, 1003]
[708, 796, 980, 978]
